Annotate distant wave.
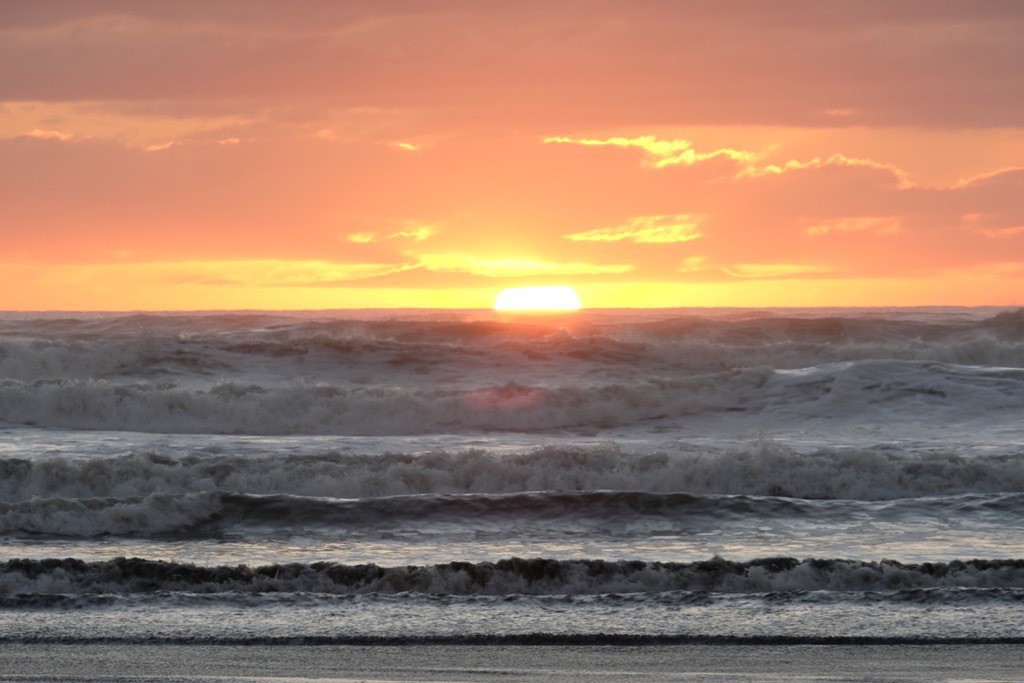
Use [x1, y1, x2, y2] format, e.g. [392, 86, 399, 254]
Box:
[3, 490, 1024, 538]
[3, 308, 1021, 343]
[3, 440, 1023, 503]
[1, 359, 1021, 434]
[6, 438, 1024, 501]
[6, 634, 1024, 646]
[4, 557, 1024, 595]
[3, 585, 1021, 609]
[2, 309, 1023, 386]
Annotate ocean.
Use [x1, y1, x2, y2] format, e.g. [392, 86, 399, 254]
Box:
[1, 307, 1023, 676]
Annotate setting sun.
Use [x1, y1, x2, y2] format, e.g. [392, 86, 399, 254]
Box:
[494, 285, 582, 312]
[2, 5, 1023, 673]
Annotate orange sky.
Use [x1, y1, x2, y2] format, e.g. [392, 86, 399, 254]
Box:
[2, 1, 1023, 309]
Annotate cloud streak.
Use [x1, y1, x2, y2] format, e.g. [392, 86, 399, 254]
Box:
[804, 216, 902, 237]
[547, 134, 918, 189]
[544, 136, 757, 168]
[566, 215, 702, 244]
[418, 254, 633, 278]
[166, 260, 417, 287]
[723, 263, 835, 279]
[741, 154, 915, 189]
[24, 128, 72, 141]
[347, 223, 438, 244]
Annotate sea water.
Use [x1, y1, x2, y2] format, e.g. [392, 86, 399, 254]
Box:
[1, 307, 1023, 644]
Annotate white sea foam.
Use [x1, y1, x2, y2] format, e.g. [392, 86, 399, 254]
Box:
[2, 310, 1023, 389]
[2, 439, 1022, 503]
[2, 308, 1024, 643]
[0, 359, 1021, 434]
[0, 492, 223, 537]
[3, 557, 1023, 596]
[4, 489, 1022, 538]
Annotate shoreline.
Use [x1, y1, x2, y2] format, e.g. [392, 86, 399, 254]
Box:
[1, 643, 1021, 682]
[3, 635, 1024, 646]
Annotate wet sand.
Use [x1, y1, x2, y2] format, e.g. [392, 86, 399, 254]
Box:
[1, 643, 1021, 681]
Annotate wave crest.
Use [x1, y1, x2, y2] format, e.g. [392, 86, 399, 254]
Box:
[1, 360, 1021, 434]
[4, 556, 1024, 596]
[2, 439, 1023, 503]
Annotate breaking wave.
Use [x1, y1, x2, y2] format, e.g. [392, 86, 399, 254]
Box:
[1, 359, 1022, 434]
[3, 489, 1023, 538]
[2, 439, 1024, 503]
[2, 310, 1023, 385]
[4, 556, 1024, 596]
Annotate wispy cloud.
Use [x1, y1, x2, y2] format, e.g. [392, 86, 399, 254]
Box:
[316, 128, 343, 142]
[546, 135, 917, 188]
[804, 216, 902, 237]
[168, 260, 416, 287]
[961, 206, 1024, 240]
[978, 226, 1024, 239]
[566, 215, 702, 243]
[347, 222, 438, 244]
[678, 256, 711, 273]
[544, 135, 757, 168]
[0, 101, 255, 150]
[418, 254, 633, 277]
[953, 166, 1024, 189]
[390, 223, 437, 241]
[741, 154, 913, 188]
[144, 141, 177, 152]
[723, 263, 834, 279]
[24, 128, 73, 141]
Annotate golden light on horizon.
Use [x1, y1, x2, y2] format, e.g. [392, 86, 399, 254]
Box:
[2, 6, 1023, 311]
[494, 286, 582, 312]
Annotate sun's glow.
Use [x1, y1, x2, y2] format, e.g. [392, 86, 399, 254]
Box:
[494, 286, 582, 312]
